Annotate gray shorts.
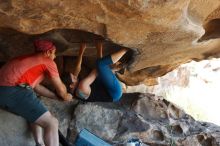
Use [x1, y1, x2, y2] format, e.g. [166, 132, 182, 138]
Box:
[0, 86, 48, 123]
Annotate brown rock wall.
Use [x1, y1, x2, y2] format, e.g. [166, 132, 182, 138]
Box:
[1, 0, 220, 85]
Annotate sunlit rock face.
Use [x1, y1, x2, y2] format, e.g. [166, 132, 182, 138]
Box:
[126, 58, 220, 125]
[1, 0, 220, 85]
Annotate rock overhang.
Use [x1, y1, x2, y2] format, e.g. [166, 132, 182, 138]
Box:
[1, 0, 220, 85]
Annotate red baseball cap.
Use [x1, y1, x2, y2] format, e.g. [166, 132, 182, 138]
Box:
[34, 40, 56, 52]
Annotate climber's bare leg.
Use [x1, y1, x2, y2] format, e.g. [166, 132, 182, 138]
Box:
[96, 41, 127, 64]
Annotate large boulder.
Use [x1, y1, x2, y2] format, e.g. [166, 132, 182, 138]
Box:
[0, 108, 34, 146]
[1, 93, 220, 146]
[69, 93, 220, 146]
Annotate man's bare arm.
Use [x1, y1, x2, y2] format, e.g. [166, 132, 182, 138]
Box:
[34, 84, 59, 99]
[50, 77, 73, 101]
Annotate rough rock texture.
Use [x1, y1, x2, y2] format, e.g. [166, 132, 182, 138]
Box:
[1, 1, 220, 145]
[70, 93, 220, 146]
[0, 108, 34, 146]
[1, 1, 220, 85]
[126, 58, 220, 126]
[1, 93, 220, 146]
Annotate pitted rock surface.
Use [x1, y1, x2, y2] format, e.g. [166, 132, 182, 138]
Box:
[70, 93, 220, 146]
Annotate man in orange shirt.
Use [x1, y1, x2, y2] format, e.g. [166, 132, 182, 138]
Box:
[0, 40, 72, 146]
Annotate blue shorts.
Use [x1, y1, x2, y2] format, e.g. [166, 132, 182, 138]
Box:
[96, 55, 122, 101]
[0, 86, 48, 123]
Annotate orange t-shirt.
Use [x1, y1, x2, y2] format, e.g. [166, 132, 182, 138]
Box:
[0, 54, 59, 88]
